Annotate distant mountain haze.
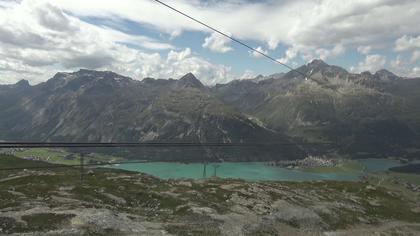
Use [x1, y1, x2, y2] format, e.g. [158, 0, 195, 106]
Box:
[1, 60, 419, 160]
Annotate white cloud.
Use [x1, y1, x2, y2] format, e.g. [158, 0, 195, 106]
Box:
[167, 48, 192, 61]
[1, 0, 420, 83]
[202, 32, 233, 53]
[278, 46, 299, 64]
[390, 55, 420, 77]
[352, 54, 386, 73]
[45, 0, 420, 55]
[0, 0, 233, 85]
[279, 43, 345, 64]
[357, 46, 372, 55]
[249, 46, 268, 58]
[316, 44, 346, 60]
[387, 35, 420, 77]
[395, 35, 420, 52]
[240, 70, 256, 80]
[412, 67, 420, 77]
[386, 35, 420, 76]
[412, 51, 420, 62]
[0, 58, 48, 84]
[389, 56, 405, 76]
[161, 48, 233, 84]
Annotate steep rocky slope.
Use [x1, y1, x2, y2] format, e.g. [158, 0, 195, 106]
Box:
[214, 60, 420, 158]
[1, 60, 420, 159]
[0, 70, 301, 161]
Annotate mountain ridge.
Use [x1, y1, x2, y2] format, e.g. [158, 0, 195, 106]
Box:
[1, 60, 420, 160]
[0, 69, 303, 161]
[212, 60, 420, 158]
[5, 59, 418, 88]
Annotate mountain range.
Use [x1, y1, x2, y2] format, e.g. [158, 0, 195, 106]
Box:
[1, 60, 419, 160]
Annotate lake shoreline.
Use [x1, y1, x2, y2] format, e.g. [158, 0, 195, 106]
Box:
[111, 158, 415, 182]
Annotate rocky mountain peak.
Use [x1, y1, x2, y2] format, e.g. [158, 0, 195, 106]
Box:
[376, 69, 394, 76]
[74, 69, 130, 80]
[375, 69, 398, 81]
[176, 73, 204, 89]
[45, 69, 133, 91]
[51, 72, 70, 80]
[285, 59, 348, 79]
[15, 79, 30, 88]
[250, 75, 265, 83]
[250, 73, 285, 83]
[308, 59, 328, 68]
[360, 71, 373, 76]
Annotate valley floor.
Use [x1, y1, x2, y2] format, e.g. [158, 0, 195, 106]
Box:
[0, 155, 420, 235]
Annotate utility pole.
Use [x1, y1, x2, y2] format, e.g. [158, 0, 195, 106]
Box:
[202, 162, 207, 178]
[80, 153, 84, 184]
[212, 164, 220, 177]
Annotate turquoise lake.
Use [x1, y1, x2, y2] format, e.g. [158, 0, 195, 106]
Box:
[112, 159, 409, 181]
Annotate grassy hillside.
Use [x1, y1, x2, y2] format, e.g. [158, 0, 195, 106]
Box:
[1, 155, 420, 235]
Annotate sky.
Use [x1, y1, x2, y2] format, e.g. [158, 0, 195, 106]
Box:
[0, 0, 419, 85]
